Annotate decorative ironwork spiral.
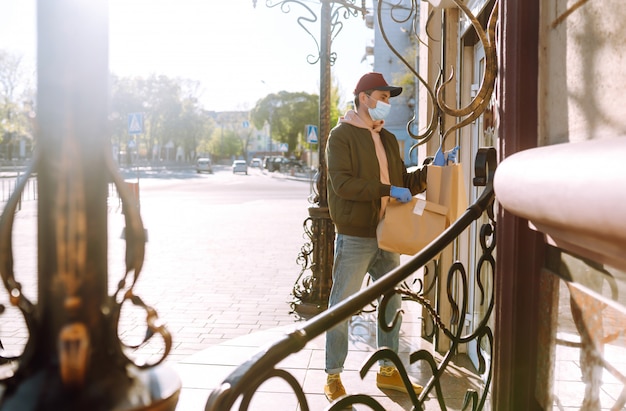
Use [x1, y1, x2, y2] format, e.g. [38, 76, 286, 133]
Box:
[376, 0, 499, 155]
[206, 148, 498, 411]
[0, 148, 172, 379]
[266, 0, 366, 65]
[371, 149, 496, 409]
[291, 216, 315, 312]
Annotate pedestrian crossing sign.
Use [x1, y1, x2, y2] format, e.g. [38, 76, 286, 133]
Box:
[306, 124, 318, 144]
[128, 113, 144, 135]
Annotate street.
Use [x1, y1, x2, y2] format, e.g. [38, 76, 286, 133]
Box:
[2, 165, 317, 365]
[113, 165, 316, 364]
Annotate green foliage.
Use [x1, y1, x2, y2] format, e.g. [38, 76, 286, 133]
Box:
[110, 74, 213, 162]
[207, 127, 241, 159]
[329, 82, 341, 130]
[250, 91, 318, 157]
[0, 50, 35, 159]
[0, 48, 346, 163]
[110, 74, 340, 162]
[392, 45, 417, 99]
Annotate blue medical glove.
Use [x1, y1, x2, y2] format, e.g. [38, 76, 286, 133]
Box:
[390, 186, 412, 203]
[445, 145, 460, 163]
[433, 146, 446, 166]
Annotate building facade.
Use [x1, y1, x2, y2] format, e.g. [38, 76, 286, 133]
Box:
[373, 0, 626, 408]
[409, 0, 626, 409]
[370, 0, 420, 166]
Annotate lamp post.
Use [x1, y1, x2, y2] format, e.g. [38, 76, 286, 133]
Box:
[254, 0, 367, 316]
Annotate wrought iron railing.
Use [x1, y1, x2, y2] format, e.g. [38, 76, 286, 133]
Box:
[205, 146, 496, 411]
[210, 0, 500, 408]
[0, 148, 179, 409]
[0, 175, 37, 206]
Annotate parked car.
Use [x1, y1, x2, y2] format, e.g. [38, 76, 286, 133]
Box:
[250, 158, 262, 168]
[263, 156, 279, 172]
[232, 160, 248, 175]
[284, 158, 305, 172]
[196, 157, 213, 174]
[267, 156, 283, 172]
[265, 156, 305, 173]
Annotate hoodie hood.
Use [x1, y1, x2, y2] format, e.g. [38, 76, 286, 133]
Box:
[338, 110, 390, 219]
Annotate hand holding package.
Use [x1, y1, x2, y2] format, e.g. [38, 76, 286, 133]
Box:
[390, 186, 412, 203]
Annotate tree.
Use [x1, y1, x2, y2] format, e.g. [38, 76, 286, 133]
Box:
[207, 125, 240, 159]
[175, 98, 210, 161]
[250, 91, 318, 157]
[239, 124, 254, 161]
[329, 81, 341, 135]
[109, 74, 212, 163]
[109, 75, 145, 162]
[207, 111, 253, 160]
[250, 86, 343, 158]
[0, 50, 35, 160]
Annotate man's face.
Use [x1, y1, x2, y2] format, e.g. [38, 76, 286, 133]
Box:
[363, 90, 391, 108]
[368, 90, 391, 106]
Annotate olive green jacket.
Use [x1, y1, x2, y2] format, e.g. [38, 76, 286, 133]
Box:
[326, 118, 428, 238]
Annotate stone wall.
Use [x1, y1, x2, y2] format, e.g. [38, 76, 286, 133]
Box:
[539, 0, 626, 144]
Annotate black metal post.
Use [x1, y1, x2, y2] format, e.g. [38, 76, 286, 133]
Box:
[0, 1, 180, 409]
[293, 0, 335, 315]
[255, 0, 365, 316]
[292, 0, 335, 316]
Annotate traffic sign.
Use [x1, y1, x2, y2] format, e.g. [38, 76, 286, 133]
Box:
[306, 124, 318, 144]
[128, 113, 144, 135]
[279, 143, 289, 152]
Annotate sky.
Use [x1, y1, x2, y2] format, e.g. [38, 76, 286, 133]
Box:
[0, 0, 375, 112]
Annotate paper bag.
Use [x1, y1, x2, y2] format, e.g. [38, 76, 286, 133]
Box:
[426, 163, 468, 225]
[376, 197, 448, 255]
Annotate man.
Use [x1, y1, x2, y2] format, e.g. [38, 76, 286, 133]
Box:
[324, 72, 428, 402]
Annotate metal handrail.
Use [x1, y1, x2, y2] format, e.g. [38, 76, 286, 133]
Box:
[0, 175, 37, 205]
[205, 147, 497, 411]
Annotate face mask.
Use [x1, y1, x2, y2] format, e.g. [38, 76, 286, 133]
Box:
[367, 97, 391, 121]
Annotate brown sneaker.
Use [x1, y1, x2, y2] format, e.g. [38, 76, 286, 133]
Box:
[376, 366, 423, 395]
[324, 373, 347, 402]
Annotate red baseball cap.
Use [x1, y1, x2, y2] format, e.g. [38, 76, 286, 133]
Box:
[353, 72, 402, 97]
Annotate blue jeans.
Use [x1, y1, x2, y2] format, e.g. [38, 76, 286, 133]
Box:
[325, 234, 402, 374]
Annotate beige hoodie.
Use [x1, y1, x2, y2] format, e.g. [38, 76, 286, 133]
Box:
[339, 110, 390, 219]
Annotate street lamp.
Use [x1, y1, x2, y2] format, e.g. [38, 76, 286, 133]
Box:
[254, 0, 367, 316]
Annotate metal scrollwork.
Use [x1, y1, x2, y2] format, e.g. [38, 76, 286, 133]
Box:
[291, 216, 315, 313]
[206, 148, 498, 411]
[0, 152, 39, 368]
[206, 1, 500, 409]
[435, 1, 499, 146]
[376, 0, 439, 147]
[379, 148, 496, 410]
[105, 151, 173, 369]
[0, 147, 172, 383]
[266, 0, 367, 66]
[376, 0, 499, 153]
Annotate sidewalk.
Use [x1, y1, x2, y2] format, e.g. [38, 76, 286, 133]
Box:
[173, 304, 482, 411]
[112, 167, 483, 410]
[1, 169, 482, 410]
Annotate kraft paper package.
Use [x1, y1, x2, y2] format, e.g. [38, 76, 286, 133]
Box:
[376, 197, 448, 255]
[425, 163, 468, 226]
